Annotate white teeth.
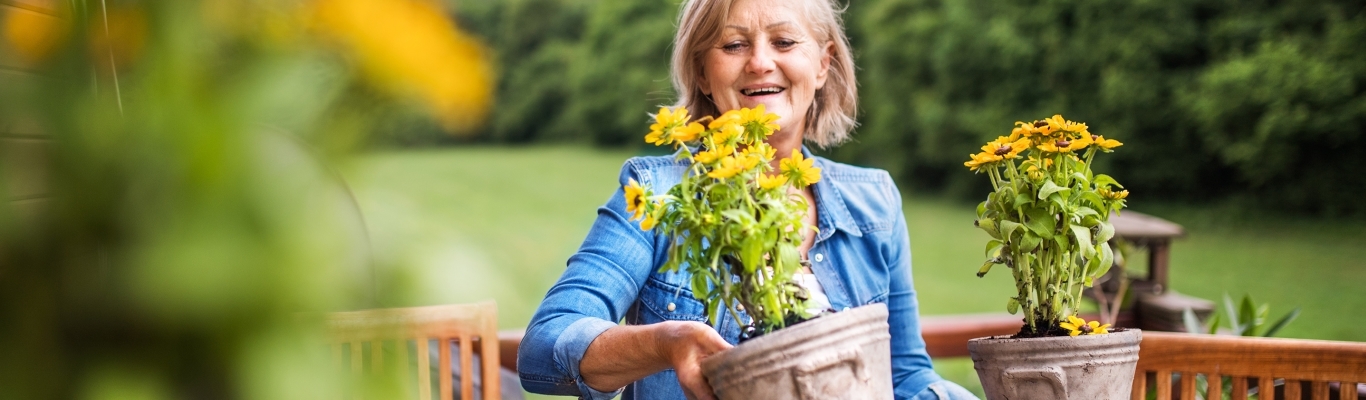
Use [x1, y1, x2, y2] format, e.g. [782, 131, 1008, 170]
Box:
[742, 87, 783, 96]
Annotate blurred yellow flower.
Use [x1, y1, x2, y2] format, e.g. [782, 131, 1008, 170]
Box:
[640, 201, 664, 230]
[709, 109, 743, 130]
[711, 122, 743, 146]
[624, 178, 646, 220]
[964, 152, 1002, 172]
[1090, 135, 1123, 151]
[88, 7, 148, 74]
[695, 145, 734, 164]
[757, 173, 788, 190]
[674, 122, 705, 143]
[3, 7, 67, 66]
[311, 0, 492, 133]
[1037, 134, 1092, 153]
[780, 149, 821, 187]
[708, 156, 744, 179]
[1060, 315, 1111, 336]
[1098, 187, 1129, 200]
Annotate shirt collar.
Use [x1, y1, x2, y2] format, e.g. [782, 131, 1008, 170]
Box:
[804, 146, 863, 240]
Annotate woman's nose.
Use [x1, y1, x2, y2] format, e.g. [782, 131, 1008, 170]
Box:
[745, 44, 776, 75]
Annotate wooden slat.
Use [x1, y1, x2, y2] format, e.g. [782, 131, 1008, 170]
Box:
[1208, 374, 1223, 400]
[397, 340, 411, 399]
[482, 334, 502, 400]
[417, 338, 430, 400]
[1131, 370, 1147, 400]
[458, 335, 474, 400]
[371, 340, 383, 373]
[1260, 377, 1275, 400]
[1138, 332, 1366, 382]
[1179, 372, 1196, 400]
[1342, 382, 1358, 400]
[1155, 370, 1172, 400]
[1233, 377, 1248, 400]
[349, 342, 362, 374]
[1311, 381, 1329, 400]
[1285, 380, 1301, 400]
[438, 338, 452, 400]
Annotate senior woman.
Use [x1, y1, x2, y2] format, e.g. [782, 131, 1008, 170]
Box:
[518, 0, 977, 399]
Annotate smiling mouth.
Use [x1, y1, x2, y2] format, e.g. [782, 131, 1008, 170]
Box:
[741, 87, 785, 96]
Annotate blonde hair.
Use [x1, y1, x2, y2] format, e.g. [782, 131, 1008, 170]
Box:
[670, 0, 858, 148]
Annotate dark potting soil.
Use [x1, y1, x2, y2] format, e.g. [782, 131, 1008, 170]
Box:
[1011, 324, 1130, 339]
[737, 308, 837, 343]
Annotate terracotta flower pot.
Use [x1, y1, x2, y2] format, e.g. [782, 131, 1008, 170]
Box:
[701, 303, 894, 400]
[968, 328, 1142, 400]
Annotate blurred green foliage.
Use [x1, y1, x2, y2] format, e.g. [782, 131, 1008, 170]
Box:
[0, 0, 490, 398]
[453, 0, 1366, 215]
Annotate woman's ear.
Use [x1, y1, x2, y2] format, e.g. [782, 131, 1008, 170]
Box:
[698, 70, 712, 96]
[815, 40, 834, 89]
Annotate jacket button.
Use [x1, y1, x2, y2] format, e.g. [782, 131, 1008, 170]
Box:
[813, 253, 824, 263]
[667, 302, 676, 312]
[736, 304, 744, 311]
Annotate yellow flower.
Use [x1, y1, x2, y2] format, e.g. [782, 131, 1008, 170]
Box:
[1036, 134, 1091, 153]
[757, 173, 788, 190]
[647, 107, 695, 145]
[1090, 135, 1123, 151]
[708, 156, 745, 179]
[981, 136, 1031, 160]
[1060, 315, 1111, 336]
[964, 152, 1003, 172]
[1098, 187, 1129, 200]
[623, 178, 646, 220]
[739, 104, 781, 135]
[313, 0, 492, 133]
[710, 122, 744, 146]
[674, 122, 705, 142]
[639, 200, 664, 231]
[694, 145, 734, 164]
[709, 109, 743, 130]
[3, 6, 68, 66]
[780, 149, 821, 187]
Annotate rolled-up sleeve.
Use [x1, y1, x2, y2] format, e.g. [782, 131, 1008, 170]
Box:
[518, 160, 660, 399]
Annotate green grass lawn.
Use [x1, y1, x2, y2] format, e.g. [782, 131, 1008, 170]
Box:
[345, 145, 1366, 398]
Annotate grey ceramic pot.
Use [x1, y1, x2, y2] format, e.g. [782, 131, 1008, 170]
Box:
[700, 303, 894, 400]
[969, 328, 1142, 400]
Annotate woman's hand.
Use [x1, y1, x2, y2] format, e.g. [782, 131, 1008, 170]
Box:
[580, 321, 732, 399]
[658, 321, 732, 400]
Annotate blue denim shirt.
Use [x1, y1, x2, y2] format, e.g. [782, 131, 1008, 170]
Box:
[519, 148, 950, 400]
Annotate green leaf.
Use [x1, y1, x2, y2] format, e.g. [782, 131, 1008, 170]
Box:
[1024, 208, 1054, 239]
[1206, 313, 1222, 335]
[1000, 220, 1022, 240]
[1223, 293, 1244, 335]
[1095, 221, 1116, 243]
[1019, 232, 1042, 252]
[977, 218, 1001, 239]
[1014, 192, 1033, 208]
[740, 237, 763, 273]
[1093, 174, 1123, 189]
[1070, 225, 1093, 257]
[1239, 294, 1257, 335]
[1081, 191, 1106, 209]
[1007, 298, 1020, 314]
[976, 201, 987, 217]
[985, 239, 1004, 259]
[1182, 308, 1203, 334]
[1262, 307, 1301, 338]
[977, 260, 995, 278]
[1038, 180, 1070, 201]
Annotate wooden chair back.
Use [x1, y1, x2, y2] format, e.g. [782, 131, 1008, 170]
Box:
[1132, 331, 1366, 400]
[326, 301, 500, 400]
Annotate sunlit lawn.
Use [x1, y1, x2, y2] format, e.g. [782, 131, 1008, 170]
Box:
[345, 145, 1366, 398]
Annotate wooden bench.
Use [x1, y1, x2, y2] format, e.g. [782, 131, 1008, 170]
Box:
[1133, 331, 1366, 400]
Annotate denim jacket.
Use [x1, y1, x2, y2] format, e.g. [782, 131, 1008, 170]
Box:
[518, 148, 948, 399]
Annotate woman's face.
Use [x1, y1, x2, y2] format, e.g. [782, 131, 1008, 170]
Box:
[700, 0, 832, 139]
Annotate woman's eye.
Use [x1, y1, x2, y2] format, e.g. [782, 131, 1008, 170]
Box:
[721, 42, 746, 52]
[773, 39, 797, 49]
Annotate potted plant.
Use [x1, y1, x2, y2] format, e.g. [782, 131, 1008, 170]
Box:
[964, 115, 1142, 400]
[625, 106, 893, 399]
